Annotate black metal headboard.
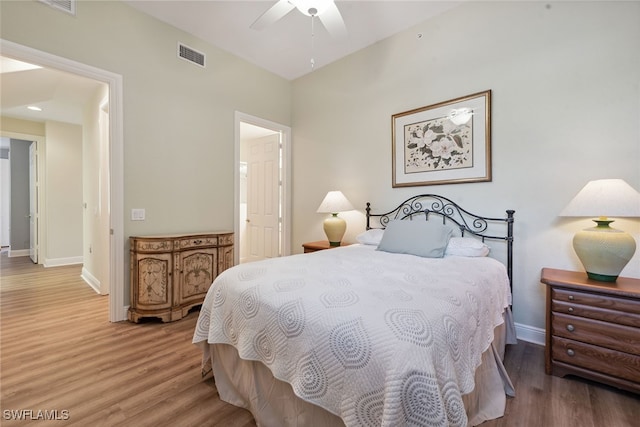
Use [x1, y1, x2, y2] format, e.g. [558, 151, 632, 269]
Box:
[365, 194, 515, 290]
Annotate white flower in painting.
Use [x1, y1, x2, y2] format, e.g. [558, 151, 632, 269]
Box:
[429, 136, 457, 160]
[407, 127, 437, 149]
[423, 128, 437, 144]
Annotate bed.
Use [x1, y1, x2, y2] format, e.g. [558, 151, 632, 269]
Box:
[193, 194, 517, 426]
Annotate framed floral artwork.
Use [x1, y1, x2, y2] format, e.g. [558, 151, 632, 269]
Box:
[392, 90, 491, 187]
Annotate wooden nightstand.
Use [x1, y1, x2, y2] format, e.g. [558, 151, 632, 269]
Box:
[302, 240, 350, 253]
[541, 267, 640, 393]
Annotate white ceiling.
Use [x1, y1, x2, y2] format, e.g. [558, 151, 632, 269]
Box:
[1, 1, 460, 129]
[0, 56, 105, 125]
[125, 0, 462, 80]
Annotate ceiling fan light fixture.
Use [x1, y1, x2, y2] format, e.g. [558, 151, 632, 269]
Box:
[290, 0, 333, 17]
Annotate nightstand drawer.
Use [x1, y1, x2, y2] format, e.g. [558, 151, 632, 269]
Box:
[551, 300, 640, 328]
[552, 336, 640, 383]
[552, 288, 640, 314]
[552, 313, 639, 354]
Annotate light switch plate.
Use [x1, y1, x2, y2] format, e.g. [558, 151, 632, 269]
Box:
[131, 208, 145, 221]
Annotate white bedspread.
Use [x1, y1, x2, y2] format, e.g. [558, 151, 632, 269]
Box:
[193, 245, 512, 427]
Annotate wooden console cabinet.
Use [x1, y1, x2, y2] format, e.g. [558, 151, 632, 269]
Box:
[129, 232, 234, 323]
[541, 268, 640, 393]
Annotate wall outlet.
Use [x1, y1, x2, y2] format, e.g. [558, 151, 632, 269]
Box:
[131, 208, 145, 221]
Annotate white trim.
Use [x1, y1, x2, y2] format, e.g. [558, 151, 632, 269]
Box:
[8, 249, 30, 258]
[81, 266, 102, 294]
[234, 112, 292, 263]
[44, 256, 83, 267]
[514, 322, 545, 346]
[1, 39, 126, 322]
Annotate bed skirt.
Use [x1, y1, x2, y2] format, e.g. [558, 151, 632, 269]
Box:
[200, 308, 516, 427]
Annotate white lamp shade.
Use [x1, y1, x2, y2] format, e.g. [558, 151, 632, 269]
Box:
[317, 191, 354, 213]
[559, 179, 640, 218]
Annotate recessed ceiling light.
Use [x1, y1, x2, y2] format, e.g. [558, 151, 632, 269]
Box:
[27, 106, 43, 111]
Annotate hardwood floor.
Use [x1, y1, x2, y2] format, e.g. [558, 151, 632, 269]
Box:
[0, 253, 254, 427]
[1, 253, 638, 426]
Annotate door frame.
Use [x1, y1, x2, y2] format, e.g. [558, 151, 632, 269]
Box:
[1, 39, 126, 322]
[234, 112, 292, 263]
[28, 141, 38, 263]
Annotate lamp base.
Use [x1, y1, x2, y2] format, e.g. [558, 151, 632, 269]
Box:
[585, 272, 618, 282]
[573, 219, 636, 282]
[323, 214, 346, 247]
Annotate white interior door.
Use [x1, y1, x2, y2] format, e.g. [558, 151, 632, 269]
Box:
[246, 135, 280, 262]
[28, 141, 38, 263]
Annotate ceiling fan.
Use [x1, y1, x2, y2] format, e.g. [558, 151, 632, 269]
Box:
[251, 0, 347, 39]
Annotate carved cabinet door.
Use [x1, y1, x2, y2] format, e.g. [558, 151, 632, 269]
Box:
[133, 252, 173, 311]
[177, 248, 217, 306]
[218, 245, 234, 274]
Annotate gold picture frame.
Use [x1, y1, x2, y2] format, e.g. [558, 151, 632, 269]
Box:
[392, 90, 491, 187]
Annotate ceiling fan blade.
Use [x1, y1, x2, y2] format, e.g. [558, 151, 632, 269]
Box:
[318, 1, 347, 39]
[250, 0, 296, 30]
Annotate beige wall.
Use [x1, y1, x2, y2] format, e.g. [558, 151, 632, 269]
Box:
[291, 1, 640, 333]
[1, 116, 45, 136]
[1, 0, 291, 305]
[82, 84, 110, 293]
[45, 120, 83, 262]
[0, 0, 291, 233]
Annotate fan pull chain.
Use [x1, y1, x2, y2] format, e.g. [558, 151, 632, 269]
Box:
[310, 15, 316, 69]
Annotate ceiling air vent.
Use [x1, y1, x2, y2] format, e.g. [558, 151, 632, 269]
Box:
[178, 43, 206, 68]
[39, 0, 76, 16]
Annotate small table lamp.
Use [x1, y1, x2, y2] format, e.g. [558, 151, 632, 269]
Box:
[317, 191, 354, 246]
[560, 179, 640, 282]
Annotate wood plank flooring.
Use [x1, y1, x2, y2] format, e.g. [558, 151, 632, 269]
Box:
[1, 253, 638, 426]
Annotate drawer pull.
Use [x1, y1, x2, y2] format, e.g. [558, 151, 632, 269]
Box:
[567, 349, 575, 357]
[567, 307, 574, 313]
[568, 295, 574, 301]
[566, 324, 575, 332]
[193, 239, 203, 245]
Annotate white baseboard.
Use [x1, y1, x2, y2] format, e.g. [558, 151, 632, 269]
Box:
[514, 322, 545, 346]
[44, 256, 83, 268]
[81, 267, 101, 294]
[8, 249, 30, 257]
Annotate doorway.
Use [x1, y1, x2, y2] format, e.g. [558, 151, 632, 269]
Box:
[0, 136, 44, 261]
[235, 112, 291, 264]
[1, 39, 125, 322]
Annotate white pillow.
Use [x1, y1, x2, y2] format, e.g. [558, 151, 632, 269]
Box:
[376, 220, 453, 258]
[356, 229, 385, 245]
[445, 237, 490, 257]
